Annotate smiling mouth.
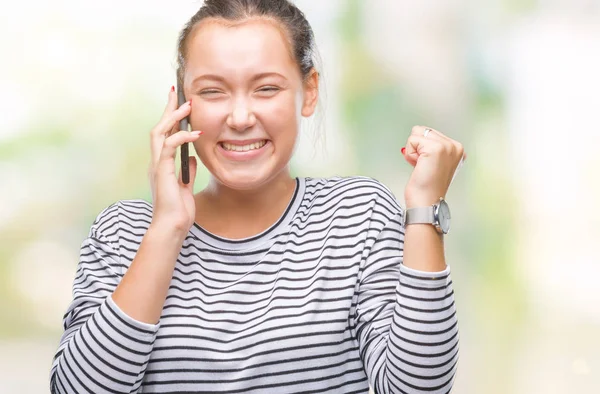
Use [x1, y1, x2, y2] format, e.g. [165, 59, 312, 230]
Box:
[220, 140, 268, 152]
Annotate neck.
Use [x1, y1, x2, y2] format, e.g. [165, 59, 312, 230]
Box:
[195, 169, 297, 239]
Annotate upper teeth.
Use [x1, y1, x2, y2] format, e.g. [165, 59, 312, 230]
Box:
[222, 141, 266, 152]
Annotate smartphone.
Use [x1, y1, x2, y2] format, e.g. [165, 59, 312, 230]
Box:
[176, 82, 190, 184]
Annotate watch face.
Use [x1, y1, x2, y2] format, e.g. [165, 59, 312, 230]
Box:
[438, 199, 451, 234]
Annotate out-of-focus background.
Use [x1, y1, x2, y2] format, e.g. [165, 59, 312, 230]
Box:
[1, 0, 599, 392]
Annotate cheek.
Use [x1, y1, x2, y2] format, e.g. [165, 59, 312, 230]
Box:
[256, 93, 301, 138]
[189, 105, 223, 158]
[190, 103, 226, 137]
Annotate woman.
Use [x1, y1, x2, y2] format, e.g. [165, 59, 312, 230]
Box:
[50, 0, 463, 393]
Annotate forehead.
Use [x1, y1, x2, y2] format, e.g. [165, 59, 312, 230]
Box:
[185, 18, 300, 81]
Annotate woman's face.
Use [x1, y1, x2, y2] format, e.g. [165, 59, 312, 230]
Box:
[184, 19, 318, 190]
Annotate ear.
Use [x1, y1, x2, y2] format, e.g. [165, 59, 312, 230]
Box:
[301, 69, 319, 117]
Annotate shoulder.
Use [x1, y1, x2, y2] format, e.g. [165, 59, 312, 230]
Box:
[302, 176, 403, 221]
[90, 199, 153, 245]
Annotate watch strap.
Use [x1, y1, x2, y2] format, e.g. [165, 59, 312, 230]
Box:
[404, 206, 436, 225]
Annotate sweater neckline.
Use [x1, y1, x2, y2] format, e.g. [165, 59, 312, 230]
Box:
[188, 177, 305, 251]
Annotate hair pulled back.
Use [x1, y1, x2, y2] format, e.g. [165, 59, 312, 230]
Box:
[176, 0, 317, 86]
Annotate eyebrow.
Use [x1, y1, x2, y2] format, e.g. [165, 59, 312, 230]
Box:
[191, 72, 287, 85]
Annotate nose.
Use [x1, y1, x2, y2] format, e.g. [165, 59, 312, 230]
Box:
[226, 99, 256, 132]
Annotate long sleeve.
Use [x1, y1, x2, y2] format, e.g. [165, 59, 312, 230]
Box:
[354, 213, 459, 394]
[50, 204, 159, 394]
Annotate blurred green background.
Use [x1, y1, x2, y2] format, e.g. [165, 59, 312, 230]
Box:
[1, 0, 599, 393]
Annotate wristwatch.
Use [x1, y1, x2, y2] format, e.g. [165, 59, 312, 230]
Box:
[403, 197, 451, 234]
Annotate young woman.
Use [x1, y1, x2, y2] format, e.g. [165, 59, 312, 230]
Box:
[50, 1, 463, 393]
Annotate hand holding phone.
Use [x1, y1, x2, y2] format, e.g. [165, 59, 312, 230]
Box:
[177, 83, 191, 184]
[148, 85, 201, 232]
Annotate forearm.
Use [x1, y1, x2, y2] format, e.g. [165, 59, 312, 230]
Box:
[384, 266, 459, 393]
[51, 298, 159, 394]
[403, 223, 446, 272]
[112, 222, 186, 324]
[357, 262, 459, 393]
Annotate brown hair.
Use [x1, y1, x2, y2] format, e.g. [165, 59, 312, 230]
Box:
[176, 0, 318, 87]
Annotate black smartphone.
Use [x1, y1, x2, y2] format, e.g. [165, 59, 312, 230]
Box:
[176, 82, 190, 184]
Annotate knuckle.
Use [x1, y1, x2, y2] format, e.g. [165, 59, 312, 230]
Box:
[152, 120, 171, 137]
[163, 136, 177, 149]
[172, 105, 188, 119]
[411, 125, 423, 135]
[431, 142, 445, 154]
[164, 130, 187, 149]
[168, 111, 180, 125]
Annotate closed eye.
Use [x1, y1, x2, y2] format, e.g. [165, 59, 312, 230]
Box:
[255, 86, 281, 97]
[259, 86, 279, 92]
[199, 89, 223, 95]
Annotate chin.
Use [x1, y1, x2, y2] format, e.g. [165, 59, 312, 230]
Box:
[207, 158, 292, 191]
[215, 168, 276, 191]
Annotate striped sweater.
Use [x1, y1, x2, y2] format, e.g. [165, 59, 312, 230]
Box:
[50, 176, 459, 393]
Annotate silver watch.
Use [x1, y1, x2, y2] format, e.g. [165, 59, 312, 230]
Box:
[403, 198, 451, 234]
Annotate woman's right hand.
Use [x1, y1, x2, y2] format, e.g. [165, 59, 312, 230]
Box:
[148, 87, 203, 234]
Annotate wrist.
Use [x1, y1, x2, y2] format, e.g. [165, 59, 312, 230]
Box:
[405, 196, 442, 209]
[403, 197, 451, 235]
[147, 220, 189, 245]
[405, 222, 445, 242]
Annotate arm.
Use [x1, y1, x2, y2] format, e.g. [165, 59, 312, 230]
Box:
[49, 204, 186, 394]
[50, 86, 202, 393]
[403, 224, 446, 272]
[355, 212, 459, 394]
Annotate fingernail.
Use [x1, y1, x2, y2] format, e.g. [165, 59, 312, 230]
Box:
[191, 130, 203, 135]
[188, 100, 192, 106]
[401, 147, 406, 155]
[171, 85, 175, 92]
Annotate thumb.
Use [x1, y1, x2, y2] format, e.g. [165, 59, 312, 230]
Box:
[401, 147, 418, 167]
[184, 156, 198, 192]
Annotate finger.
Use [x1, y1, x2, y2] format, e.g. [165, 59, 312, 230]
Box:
[412, 127, 466, 163]
[180, 155, 198, 191]
[162, 86, 178, 116]
[151, 99, 192, 140]
[151, 101, 193, 166]
[400, 146, 417, 167]
[402, 135, 424, 167]
[165, 86, 178, 113]
[410, 125, 452, 142]
[158, 130, 203, 171]
[167, 121, 180, 138]
[152, 87, 179, 139]
[420, 127, 467, 162]
[150, 88, 177, 165]
[404, 126, 465, 162]
[403, 135, 448, 167]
